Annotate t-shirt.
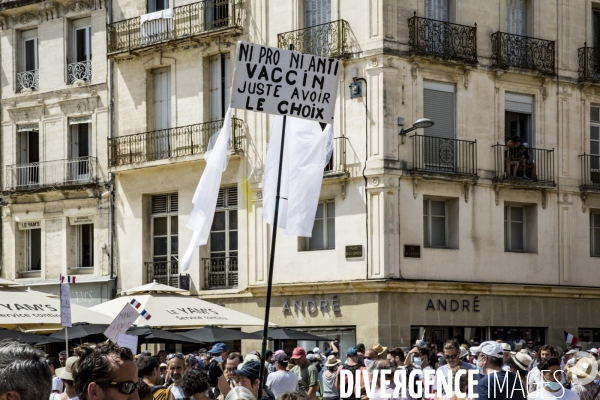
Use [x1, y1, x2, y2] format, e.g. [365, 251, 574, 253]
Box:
[476, 371, 526, 400]
[434, 362, 478, 395]
[170, 385, 190, 399]
[527, 387, 579, 400]
[266, 370, 299, 399]
[52, 376, 64, 393]
[291, 363, 319, 393]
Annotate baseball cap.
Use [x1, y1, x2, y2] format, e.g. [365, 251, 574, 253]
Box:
[313, 347, 321, 354]
[307, 354, 317, 362]
[55, 356, 78, 381]
[470, 341, 504, 358]
[208, 343, 228, 354]
[590, 348, 599, 355]
[235, 361, 261, 378]
[160, 362, 167, 368]
[347, 347, 358, 357]
[291, 347, 306, 359]
[140, 350, 152, 356]
[273, 353, 289, 362]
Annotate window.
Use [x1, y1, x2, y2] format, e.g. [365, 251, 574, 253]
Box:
[152, 193, 178, 264]
[425, 0, 448, 21]
[77, 224, 93, 267]
[68, 19, 92, 84]
[504, 205, 525, 252]
[22, 30, 38, 73]
[25, 228, 41, 271]
[506, 0, 527, 36]
[591, 212, 600, 257]
[17, 127, 39, 186]
[592, 106, 600, 156]
[210, 187, 238, 261]
[593, 8, 600, 49]
[147, 0, 168, 13]
[209, 54, 231, 121]
[69, 121, 91, 182]
[152, 67, 171, 159]
[505, 93, 533, 145]
[205, 0, 229, 30]
[423, 81, 455, 170]
[306, 201, 335, 250]
[304, 0, 331, 27]
[423, 199, 447, 248]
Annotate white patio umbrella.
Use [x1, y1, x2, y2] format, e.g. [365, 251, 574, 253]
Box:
[121, 281, 188, 296]
[90, 293, 266, 328]
[0, 278, 22, 287]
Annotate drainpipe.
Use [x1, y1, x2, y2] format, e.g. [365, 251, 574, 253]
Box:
[107, 0, 117, 298]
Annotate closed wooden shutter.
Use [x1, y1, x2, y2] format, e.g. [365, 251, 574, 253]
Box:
[425, 0, 448, 21]
[223, 54, 231, 117]
[304, 0, 331, 27]
[152, 193, 178, 214]
[423, 81, 455, 139]
[153, 67, 171, 130]
[506, 0, 526, 36]
[210, 55, 221, 120]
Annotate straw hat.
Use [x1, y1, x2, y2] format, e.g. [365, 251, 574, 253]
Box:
[324, 355, 339, 367]
[55, 356, 78, 381]
[571, 357, 600, 380]
[511, 351, 532, 371]
[372, 343, 388, 355]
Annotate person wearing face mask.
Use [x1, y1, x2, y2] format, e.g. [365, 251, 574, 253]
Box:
[527, 357, 578, 400]
[434, 340, 478, 397]
[473, 341, 525, 400]
[404, 346, 433, 399]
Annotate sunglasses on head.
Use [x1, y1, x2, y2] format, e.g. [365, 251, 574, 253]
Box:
[167, 353, 184, 361]
[94, 381, 138, 395]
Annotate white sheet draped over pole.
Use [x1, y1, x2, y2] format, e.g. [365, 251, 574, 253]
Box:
[181, 107, 232, 272]
[263, 115, 333, 236]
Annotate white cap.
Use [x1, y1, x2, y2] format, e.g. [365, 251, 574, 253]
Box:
[313, 347, 321, 354]
[470, 341, 504, 358]
[590, 348, 598, 355]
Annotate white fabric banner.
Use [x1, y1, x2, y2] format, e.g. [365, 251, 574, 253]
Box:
[60, 283, 72, 328]
[263, 115, 333, 236]
[181, 107, 233, 272]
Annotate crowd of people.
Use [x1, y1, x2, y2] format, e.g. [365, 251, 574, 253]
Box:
[1, 337, 600, 400]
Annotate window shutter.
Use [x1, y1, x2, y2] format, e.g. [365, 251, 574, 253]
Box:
[153, 68, 171, 130]
[304, 0, 330, 28]
[423, 81, 455, 140]
[152, 194, 168, 214]
[169, 193, 178, 213]
[223, 54, 231, 117]
[425, 0, 448, 21]
[216, 188, 225, 208]
[506, 0, 526, 36]
[505, 93, 533, 114]
[226, 187, 238, 207]
[70, 125, 80, 158]
[210, 55, 221, 121]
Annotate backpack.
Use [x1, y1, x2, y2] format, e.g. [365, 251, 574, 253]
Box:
[340, 364, 361, 398]
[150, 385, 170, 400]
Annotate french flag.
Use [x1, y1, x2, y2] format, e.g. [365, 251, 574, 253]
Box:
[565, 331, 578, 345]
[130, 299, 142, 309]
[59, 274, 64, 283]
[67, 276, 76, 284]
[140, 310, 151, 320]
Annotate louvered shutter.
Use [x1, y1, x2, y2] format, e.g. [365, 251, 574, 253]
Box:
[152, 194, 168, 214]
[423, 81, 455, 140]
[425, 0, 448, 21]
[216, 188, 225, 208]
[226, 187, 238, 207]
[210, 55, 221, 120]
[506, 0, 526, 36]
[170, 193, 178, 213]
[223, 54, 231, 116]
[304, 0, 330, 27]
[153, 68, 171, 130]
[505, 93, 533, 114]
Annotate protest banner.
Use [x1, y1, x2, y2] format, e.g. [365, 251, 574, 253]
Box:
[60, 283, 72, 328]
[117, 333, 138, 354]
[103, 303, 140, 342]
[231, 42, 340, 123]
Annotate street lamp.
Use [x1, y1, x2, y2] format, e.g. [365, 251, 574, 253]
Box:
[399, 118, 435, 136]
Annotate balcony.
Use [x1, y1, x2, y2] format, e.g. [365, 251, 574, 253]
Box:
[580, 154, 600, 192]
[324, 137, 348, 178]
[491, 32, 555, 76]
[108, 118, 242, 168]
[408, 13, 477, 64]
[579, 45, 600, 83]
[203, 257, 237, 289]
[492, 144, 555, 188]
[5, 157, 98, 191]
[107, 0, 241, 55]
[146, 260, 179, 287]
[16, 70, 38, 92]
[68, 61, 92, 85]
[277, 20, 350, 58]
[410, 134, 478, 179]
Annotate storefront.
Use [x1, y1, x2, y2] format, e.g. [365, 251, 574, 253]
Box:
[21, 277, 114, 307]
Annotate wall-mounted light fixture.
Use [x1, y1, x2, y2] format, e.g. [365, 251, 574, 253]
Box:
[398, 117, 434, 144]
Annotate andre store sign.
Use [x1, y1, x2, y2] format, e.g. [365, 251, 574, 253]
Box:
[426, 296, 481, 312]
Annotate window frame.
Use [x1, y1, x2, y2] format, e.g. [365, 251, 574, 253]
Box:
[209, 186, 238, 261]
[209, 53, 231, 121]
[21, 29, 38, 73]
[423, 198, 448, 248]
[305, 200, 335, 251]
[591, 211, 600, 257]
[151, 193, 178, 264]
[25, 228, 41, 271]
[504, 204, 526, 252]
[147, 0, 168, 13]
[73, 22, 92, 63]
[591, 106, 600, 156]
[76, 224, 94, 268]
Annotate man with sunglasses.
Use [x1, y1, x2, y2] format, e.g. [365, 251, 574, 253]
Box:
[72, 341, 140, 400]
[433, 340, 478, 397]
[166, 353, 188, 399]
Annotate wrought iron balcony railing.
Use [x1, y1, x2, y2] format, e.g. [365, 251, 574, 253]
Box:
[5, 156, 98, 191]
[408, 13, 477, 64]
[492, 144, 555, 186]
[68, 61, 92, 84]
[108, 0, 241, 54]
[146, 260, 179, 287]
[491, 32, 555, 75]
[203, 256, 237, 289]
[410, 134, 477, 177]
[324, 137, 348, 176]
[580, 154, 600, 191]
[277, 19, 350, 58]
[16, 70, 39, 92]
[108, 118, 242, 168]
[579, 45, 600, 83]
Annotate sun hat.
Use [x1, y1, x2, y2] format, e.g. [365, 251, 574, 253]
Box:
[459, 347, 468, 359]
[55, 356, 78, 381]
[501, 343, 511, 352]
[571, 357, 600, 380]
[511, 351, 532, 370]
[324, 355, 339, 367]
[372, 343, 388, 355]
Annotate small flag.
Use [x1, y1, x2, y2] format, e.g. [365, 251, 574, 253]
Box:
[565, 331, 578, 345]
[59, 274, 64, 283]
[420, 329, 426, 346]
[130, 299, 141, 309]
[140, 310, 151, 320]
[68, 276, 76, 284]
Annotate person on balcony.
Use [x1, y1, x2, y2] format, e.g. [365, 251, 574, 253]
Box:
[519, 143, 538, 182]
[505, 136, 521, 179]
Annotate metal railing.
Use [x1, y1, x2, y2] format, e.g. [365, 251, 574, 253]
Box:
[408, 12, 477, 64]
[67, 60, 92, 84]
[492, 144, 555, 185]
[108, 0, 241, 54]
[203, 256, 237, 289]
[146, 260, 179, 287]
[411, 135, 477, 176]
[580, 154, 600, 191]
[277, 19, 350, 58]
[324, 137, 347, 175]
[108, 118, 243, 168]
[5, 156, 97, 191]
[16, 70, 39, 92]
[579, 45, 600, 83]
[491, 32, 555, 75]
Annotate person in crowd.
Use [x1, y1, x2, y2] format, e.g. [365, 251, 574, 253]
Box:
[225, 386, 256, 400]
[364, 348, 378, 368]
[137, 379, 152, 400]
[528, 345, 555, 393]
[182, 368, 213, 400]
[591, 349, 599, 361]
[518, 143, 538, 181]
[54, 356, 80, 400]
[59, 351, 68, 368]
[338, 347, 361, 400]
[137, 356, 162, 387]
[264, 351, 274, 374]
[473, 341, 525, 400]
[508, 350, 532, 394]
[165, 353, 188, 399]
[291, 347, 319, 400]
[500, 343, 511, 371]
[356, 344, 366, 366]
[525, 341, 535, 358]
[569, 357, 600, 400]
[366, 359, 398, 400]
[407, 346, 434, 398]
[434, 340, 478, 397]
[527, 357, 578, 400]
[388, 347, 406, 370]
[48, 356, 65, 395]
[0, 339, 52, 400]
[159, 363, 168, 384]
[157, 351, 168, 365]
[563, 350, 577, 369]
[72, 341, 138, 400]
[266, 352, 298, 399]
[372, 344, 388, 360]
[225, 353, 244, 391]
[233, 361, 274, 400]
[435, 365, 468, 400]
[320, 355, 339, 400]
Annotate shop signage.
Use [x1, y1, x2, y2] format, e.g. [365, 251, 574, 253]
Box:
[404, 245, 421, 258]
[345, 245, 363, 258]
[69, 215, 94, 225]
[282, 296, 341, 314]
[426, 297, 481, 312]
[18, 221, 40, 230]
